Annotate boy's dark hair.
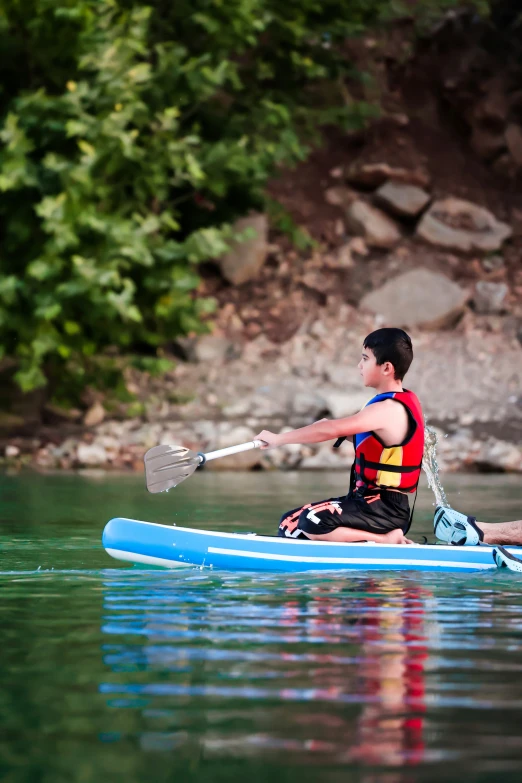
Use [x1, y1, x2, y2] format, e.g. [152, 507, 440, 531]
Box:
[363, 328, 413, 381]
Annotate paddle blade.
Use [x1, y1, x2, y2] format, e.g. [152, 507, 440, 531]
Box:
[144, 444, 201, 493]
[493, 546, 522, 573]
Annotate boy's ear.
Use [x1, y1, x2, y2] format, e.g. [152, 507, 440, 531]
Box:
[383, 361, 394, 375]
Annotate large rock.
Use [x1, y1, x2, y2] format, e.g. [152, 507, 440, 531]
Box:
[206, 425, 263, 470]
[473, 281, 509, 314]
[293, 390, 329, 417]
[77, 442, 108, 466]
[263, 433, 306, 470]
[375, 181, 431, 218]
[223, 392, 281, 419]
[360, 268, 469, 329]
[439, 431, 522, 473]
[324, 186, 354, 207]
[193, 335, 234, 363]
[416, 197, 512, 253]
[474, 438, 522, 472]
[345, 200, 401, 248]
[241, 335, 279, 366]
[320, 389, 371, 419]
[84, 402, 105, 427]
[300, 440, 354, 469]
[346, 162, 430, 189]
[223, 384, 327, 420]
[50, 438, 79, 460]
[219, 213, 268, 285]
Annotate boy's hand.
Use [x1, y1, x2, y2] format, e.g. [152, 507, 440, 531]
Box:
[254, 430, 281, 449]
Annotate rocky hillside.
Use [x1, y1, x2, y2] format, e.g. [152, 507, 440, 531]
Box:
[2, 10, 522, 474]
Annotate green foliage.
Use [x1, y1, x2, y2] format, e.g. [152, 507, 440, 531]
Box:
[266, 198, 317, 251]
[129, 355, 175, 375]
[0, 0, 477, 393]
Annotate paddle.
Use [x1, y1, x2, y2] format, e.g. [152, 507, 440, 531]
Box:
[144, 439, 267, 493]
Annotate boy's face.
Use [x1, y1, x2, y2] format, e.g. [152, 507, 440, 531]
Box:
[358, 347, 394, 387]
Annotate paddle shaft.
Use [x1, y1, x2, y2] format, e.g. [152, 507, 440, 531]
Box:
[201, 439, 266, 463]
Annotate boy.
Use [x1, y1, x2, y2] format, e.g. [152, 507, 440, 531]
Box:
[255, 328, 423, 545]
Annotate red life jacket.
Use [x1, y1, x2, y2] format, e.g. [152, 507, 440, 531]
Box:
[350, 389, 424, 494]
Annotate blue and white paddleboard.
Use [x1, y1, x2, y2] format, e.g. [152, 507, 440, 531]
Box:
[102, 517, 520, 573]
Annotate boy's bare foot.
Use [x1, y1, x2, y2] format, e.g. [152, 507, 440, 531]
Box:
[384, 529, 413, 545]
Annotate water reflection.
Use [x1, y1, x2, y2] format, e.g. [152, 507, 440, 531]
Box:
[100, 572, 436, 769]
[4, 473, 522, 782]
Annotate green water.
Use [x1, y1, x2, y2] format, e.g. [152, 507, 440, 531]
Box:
[1, 471, 522, 783]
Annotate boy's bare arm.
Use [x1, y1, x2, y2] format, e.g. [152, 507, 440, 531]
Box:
[255, 400, 397, 448]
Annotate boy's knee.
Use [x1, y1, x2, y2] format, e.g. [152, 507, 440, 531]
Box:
[278, 505, 305, 537]
[279, 508, 295, 526]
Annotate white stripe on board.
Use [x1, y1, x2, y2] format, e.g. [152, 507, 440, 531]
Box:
[105, 548, 191, 568]
[206, 547, 493, 570]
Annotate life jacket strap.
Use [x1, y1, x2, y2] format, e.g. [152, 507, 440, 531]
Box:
[356, 453, 422, 494]
[355, 456, 422, 474]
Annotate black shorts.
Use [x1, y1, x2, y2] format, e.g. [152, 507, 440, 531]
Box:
[278, 491, 411, 539]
